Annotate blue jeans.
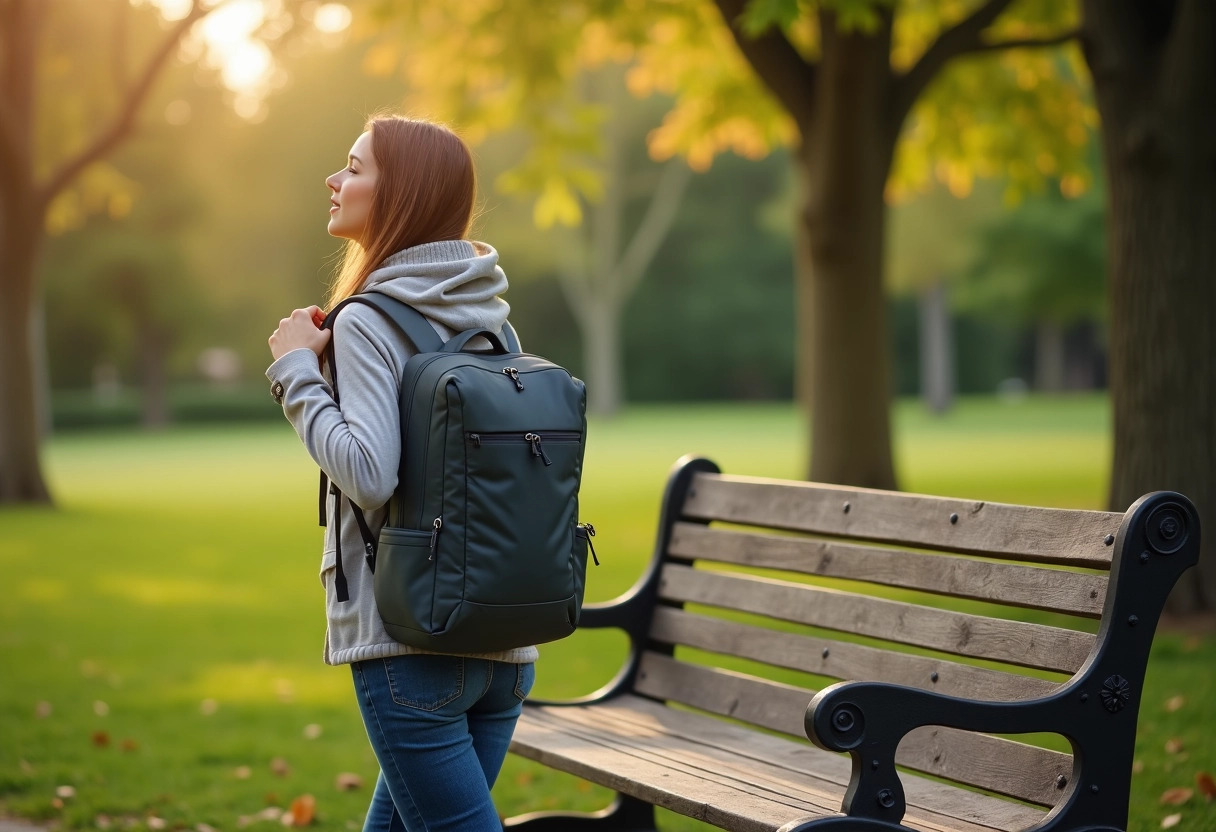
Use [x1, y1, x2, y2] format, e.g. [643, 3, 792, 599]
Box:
[351, 654, 536, 832]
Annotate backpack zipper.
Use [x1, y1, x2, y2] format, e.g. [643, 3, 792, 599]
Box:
[467, 430, 581, 470]
[577, 522, 599, 566]
[428, 516, 443, 560]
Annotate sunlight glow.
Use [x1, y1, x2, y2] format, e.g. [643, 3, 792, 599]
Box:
[313, 3, 352, 34]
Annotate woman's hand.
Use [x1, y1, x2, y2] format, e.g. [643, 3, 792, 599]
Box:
[269, 306, 331, 360]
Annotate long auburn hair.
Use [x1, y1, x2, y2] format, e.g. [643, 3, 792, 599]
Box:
[327, 115, 476, 307]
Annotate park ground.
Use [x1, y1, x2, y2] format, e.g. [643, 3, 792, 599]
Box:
[1, 396, 1213, 831]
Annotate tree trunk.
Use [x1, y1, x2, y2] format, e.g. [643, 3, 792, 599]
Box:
[1084, 0, 1216, 612]
[139, 326, 172, 429]
[799, 13, 898, 488]
[0, 221, 52, 503]
[580, 300, 623, 417]
[919, 281, 954, 414]
[1034, 320, 1067, 392]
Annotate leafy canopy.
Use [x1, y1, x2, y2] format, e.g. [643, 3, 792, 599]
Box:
[356, 0, 1093, 227]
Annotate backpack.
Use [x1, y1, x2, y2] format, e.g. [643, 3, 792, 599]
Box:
[320, 292, 595, 654]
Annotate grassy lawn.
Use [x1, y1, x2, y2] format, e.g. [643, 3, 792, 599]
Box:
[1, 395, 1212, 832]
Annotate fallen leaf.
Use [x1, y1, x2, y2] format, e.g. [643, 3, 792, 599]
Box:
[1161, 813, 1182, 829]
[264, 793, 279, 806]
[1165, 738, 1185, 754]
[1161, 787, 1193, 805]
[287, 795, 316, 827]
[93, 700, 110, 717]
[51, 798, 64, 810]
[92, 731, 111, 748]
[335, 773, 362, 792]
[258, 808, 283, 821]
[35, 701, 53, 718]
[234, 766, 252, 780]
[271, 757, 292, 777]
[1197, 771, 1216, 800]
[303, 724, 323, 740]
[57, 785, 77, 799]
[1165, 695, 1187, 712]
[514, 771, 533, 787]
[146, 818, 166, 830]
[200, 699, 219, 716]
[120, 739, 139, 752]
[96, 815, 113, 829]
[196, 824, 217, 832]
[1134, 760, 1146, 774]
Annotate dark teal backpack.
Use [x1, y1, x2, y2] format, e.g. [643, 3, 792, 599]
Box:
[321, 293, 594, 654]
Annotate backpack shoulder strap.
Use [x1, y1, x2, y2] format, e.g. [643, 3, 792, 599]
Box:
[325, 293, 445, 354]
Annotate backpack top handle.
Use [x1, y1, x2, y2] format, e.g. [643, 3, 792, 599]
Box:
[442, 328, 512, 354]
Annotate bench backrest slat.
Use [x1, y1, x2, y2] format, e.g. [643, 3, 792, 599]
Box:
[683, 473, 1121, 567]
[669, 522, 1108, 618]
[658, 563, 1096, 674]
[648, 607, 1062, 701]
[635, 652, 1070, 807]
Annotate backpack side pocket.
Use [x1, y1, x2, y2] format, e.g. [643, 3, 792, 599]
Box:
[374, 526, 437, 642]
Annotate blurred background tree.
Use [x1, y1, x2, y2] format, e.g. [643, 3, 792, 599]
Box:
[1082, 0, 1215, 613]
[0, 0, 302, 503]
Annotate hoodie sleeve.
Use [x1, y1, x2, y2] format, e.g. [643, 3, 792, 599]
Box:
[265, 305, 407, 510]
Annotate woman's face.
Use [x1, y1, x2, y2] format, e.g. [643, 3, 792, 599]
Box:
[325, 131, 378, 245]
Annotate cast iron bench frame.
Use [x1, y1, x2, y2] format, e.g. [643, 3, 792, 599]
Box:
[504, 456, 1199, 832]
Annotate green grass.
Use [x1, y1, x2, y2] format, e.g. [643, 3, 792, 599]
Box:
[2, 395, 1212, 832]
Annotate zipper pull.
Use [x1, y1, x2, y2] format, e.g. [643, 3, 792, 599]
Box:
[503, 367, 524, 392]
[428, 516, 443, 561]
[525, 432, 552, 466]
[468, 432, 481, 447]
[580, 523, 599, 566]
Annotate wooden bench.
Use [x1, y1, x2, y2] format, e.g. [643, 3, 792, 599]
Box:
[504, 456, 1200, 832]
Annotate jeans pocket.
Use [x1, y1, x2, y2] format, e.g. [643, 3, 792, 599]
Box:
[384, 655, 465, 711]
[513, 662, 536, 702]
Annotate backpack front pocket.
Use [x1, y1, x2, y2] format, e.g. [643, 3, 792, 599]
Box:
[373, 526, 438, 638]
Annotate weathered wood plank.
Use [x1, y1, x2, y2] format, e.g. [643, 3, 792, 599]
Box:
[634, 652, 1071, 808]
[681, 473, 1120, 567]
[658, 564, 1096, 674]
[573, 699, 1047, 831]
[668, 522, 1108, 618]
[515, 697, 1048, 832]
[648, 607, 1062, 701]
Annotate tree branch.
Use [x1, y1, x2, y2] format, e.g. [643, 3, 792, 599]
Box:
[966, 30, 1081, 54]
[36, 0, 210, 207]
[712, 0, 816, 128]
[890, 0, 1020, 129]
[616, 159, 693, 300]
[112, 0, 131, 94]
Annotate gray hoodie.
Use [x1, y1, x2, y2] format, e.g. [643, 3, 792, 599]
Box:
[266, 240, 539, 665]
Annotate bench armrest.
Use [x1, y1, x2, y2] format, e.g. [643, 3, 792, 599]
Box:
[801, 491, 1200, 832]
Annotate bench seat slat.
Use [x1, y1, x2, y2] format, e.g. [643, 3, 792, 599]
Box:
[635, 652, 1071, 808]
[649, 607, 1062, 701]
[513, 697, 1046, 832]
[683, 473, 1120, 567]
[659, 564, 1096, 674]
[669, 522, 1108, 618]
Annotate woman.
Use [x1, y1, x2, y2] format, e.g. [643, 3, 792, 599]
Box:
[265, 115, 536, 831]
